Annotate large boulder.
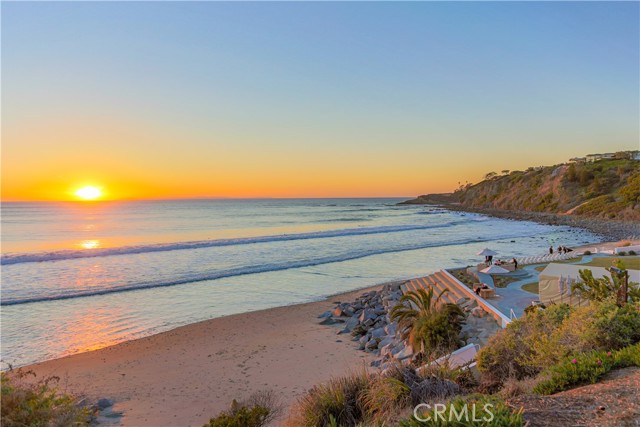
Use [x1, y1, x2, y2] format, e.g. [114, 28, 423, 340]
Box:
[384, 322, 397, 336]
[370, 327, 386, 339]
[379, 343, 394, 358]
[344, 316, 359, 331]
[365, 338, 380, 351]
[374, 307, 386, 316]
[359, 309, 377, 323]
[394, 345, 414, 361]
[391, 343, 406, 356]
[378, 336, 395, 349]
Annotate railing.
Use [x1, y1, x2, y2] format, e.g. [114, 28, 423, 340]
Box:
[510, 308, 518, 320]
[439, 269, 512, 328]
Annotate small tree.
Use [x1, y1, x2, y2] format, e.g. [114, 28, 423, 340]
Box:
[572, 262, 640, 305]
[484, 172, 497, 180]
[565, 163, 578, 182]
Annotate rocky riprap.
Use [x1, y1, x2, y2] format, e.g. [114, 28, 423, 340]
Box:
[319, 282, 496, 371]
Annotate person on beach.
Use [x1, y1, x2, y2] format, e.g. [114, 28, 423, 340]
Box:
[549, 246, 553, 255]
[557, 245, 562, 253]
[512, 258, 518, 269]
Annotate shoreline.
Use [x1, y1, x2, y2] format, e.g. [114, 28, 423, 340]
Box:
[404, 200, 639, 242]
[17, 284, 385, 427]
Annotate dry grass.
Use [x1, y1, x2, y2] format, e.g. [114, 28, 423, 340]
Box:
[288, 364, 467, 426]
[581, 256, 640, 270]
[286, 370, 370, 427]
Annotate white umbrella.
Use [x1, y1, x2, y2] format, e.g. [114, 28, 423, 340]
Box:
[480, 265, 510, 274]
[477, 248, 498, 256]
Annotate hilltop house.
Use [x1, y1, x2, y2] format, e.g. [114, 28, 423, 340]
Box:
[572, 151, 639, 163]
[585, 153, 615, 162]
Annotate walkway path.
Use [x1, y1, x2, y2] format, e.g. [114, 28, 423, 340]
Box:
[474, 255, 597, 318]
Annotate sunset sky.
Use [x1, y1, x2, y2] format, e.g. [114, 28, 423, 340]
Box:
[3, 2, 639, 201]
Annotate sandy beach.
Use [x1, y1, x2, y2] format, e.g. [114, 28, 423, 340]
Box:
[20, 286, 382, 427]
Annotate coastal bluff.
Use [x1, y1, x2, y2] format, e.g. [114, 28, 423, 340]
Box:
[400, 157, 640, 239]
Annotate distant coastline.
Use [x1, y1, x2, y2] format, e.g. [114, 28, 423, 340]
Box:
[399, 193, 639, 242]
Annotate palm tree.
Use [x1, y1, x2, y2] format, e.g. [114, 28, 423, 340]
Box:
[390, 288, 466, 359]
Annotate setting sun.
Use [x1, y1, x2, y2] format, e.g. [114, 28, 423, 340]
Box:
[75, 186, 103, 201]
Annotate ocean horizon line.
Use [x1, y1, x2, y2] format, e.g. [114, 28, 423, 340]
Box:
[0, 196, 416, 204]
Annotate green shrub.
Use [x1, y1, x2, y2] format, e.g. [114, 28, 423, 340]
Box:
[629, 250, 637, 256]
[588, 302, 640, 349]
[205, 391, 281, 427]
[476, 304, 572, 389]
[532, 350, 614, 395]
[206, 405, 270, 427]
[618, 251, 627, 256]
[583, 250, 592, 255]
[478, 300, 640, 390]
[398, 394, 524, 426]
[613, 342, 640, 367]
[533, 343, 640, 395]
[1, 370, 91, 427]
[553, 301, 640, 352]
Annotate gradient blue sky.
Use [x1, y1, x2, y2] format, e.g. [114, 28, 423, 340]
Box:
[3, 1, 639, 199]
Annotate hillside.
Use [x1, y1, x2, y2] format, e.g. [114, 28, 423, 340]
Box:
[403, 158, 640, 221]
[512, 367, 640, 427]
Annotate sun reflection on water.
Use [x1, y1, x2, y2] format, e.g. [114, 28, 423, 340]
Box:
[79, 240, 100, 249]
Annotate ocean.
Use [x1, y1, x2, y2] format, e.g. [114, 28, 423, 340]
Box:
[1, 198, 600, 366]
